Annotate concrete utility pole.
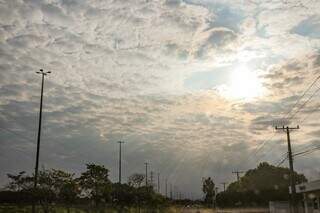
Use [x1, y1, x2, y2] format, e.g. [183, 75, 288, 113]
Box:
[165, 178, 168, 197]
[118, 141, 125, 183]
[150, 171, 154, 189]
[33, 69, 51, 213]
[144, 162, 148, 186]
[232, 171, 244, 182]
[276, 125, 300, 213]
[157, 172, 160, 193]
[214, 187, 219, 208]
[221, 182, 227, 192]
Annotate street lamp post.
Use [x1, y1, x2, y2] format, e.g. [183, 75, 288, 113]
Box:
[118, 141, 125, 183]
[32, 69, 51, 213]
[145, 162, 148, 186]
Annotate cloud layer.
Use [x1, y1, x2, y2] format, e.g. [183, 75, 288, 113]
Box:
[1, 0, 320, 197]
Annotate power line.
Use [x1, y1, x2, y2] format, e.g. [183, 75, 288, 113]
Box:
[251, 75, 320, 164]
[250, 132, 277, 163]
[284, 75, 320, 121]
[0, 126, 34, 143]
[275, 141, 320, 166]
[286, 84, 320, 122]
[275, 154, 288, 167]
[299, 103, 320, 125]
[0, 116, 37, 132]
[293, 146, 320, 158]
[273, 151, 288, 165]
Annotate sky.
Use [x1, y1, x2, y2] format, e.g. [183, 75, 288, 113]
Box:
[0, 0, 320, 199]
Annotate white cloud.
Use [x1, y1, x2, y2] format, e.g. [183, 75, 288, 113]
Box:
[0, 0, 320, 197]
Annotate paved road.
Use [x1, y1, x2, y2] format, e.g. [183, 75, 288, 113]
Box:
[181, 208, 207, 213]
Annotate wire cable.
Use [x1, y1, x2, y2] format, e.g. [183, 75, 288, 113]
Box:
[0, 126, 34, 143]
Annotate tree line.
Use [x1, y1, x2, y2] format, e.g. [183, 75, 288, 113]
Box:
[201, 162, 307, 208]
[0, 164, 167, 212]
[0, 162, 309, 211]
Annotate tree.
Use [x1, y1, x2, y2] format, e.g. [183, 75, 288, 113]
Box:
[227, 162, 307, 193]
[128, 173, 145, 188]
[6, 169, 78, 212]
[50, 169, 79, 213]
[202, 177, 215, 205]
[217, 162, 308, 207]
[7, 171, 33, 191]
[76, 163, 112, 206]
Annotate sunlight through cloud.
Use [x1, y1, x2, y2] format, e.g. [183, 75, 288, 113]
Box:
[218, 64, 265, 100]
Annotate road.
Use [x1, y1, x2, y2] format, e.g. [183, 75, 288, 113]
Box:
[181, 208, 210, 213]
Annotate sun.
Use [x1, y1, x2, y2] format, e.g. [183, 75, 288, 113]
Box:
[224, 65, 265, 100]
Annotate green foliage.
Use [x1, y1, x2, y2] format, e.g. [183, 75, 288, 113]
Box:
[127, 173, 145, 188]
[202, 177, 215, 205]
[6, 171, 33, 191]
[217, 162, 307, 207]
[228, 162, 306, 193]
[3, 163, 168, 210]
[50, 169, 79, 204]
[76, 164, 112, 206]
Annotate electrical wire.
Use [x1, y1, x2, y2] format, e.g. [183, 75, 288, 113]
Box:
[0, 126, 34, 143]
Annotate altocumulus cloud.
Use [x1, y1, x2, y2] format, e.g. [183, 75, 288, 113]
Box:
[0, 0, 320, 197]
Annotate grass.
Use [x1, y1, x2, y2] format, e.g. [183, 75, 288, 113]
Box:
[0, 205, 269, 213]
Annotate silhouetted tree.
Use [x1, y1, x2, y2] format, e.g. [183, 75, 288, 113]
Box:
[202, 177, 215, 205]
[217, 162, 307, 207]
[76, 163, 112, 206]
[4, 164, 168, 211]
[128, 173, 145, 188]
[7, 171, 33, 191]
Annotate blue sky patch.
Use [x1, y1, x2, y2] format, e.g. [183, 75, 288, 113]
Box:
[184, 66, 233, 91]
[291, 15, 320, 39]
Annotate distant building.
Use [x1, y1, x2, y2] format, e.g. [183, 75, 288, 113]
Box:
[270, 180, 320, 213]
[295, 180, 320, 213]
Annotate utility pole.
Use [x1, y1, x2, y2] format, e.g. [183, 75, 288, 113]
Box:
[232, 170, 244, 182]
[144, 162, 148, 186]
[117, 141, 125, 183]
[33, 69, 51, 213]
[150, 171, 154, 190]
[170, 183, 173, 199]
[214, 187, 219, 208]
[157, 172, 160, 193]
[276, 125, 299, 213]
[165, 178, 168, 197]
[221, 182, 227, 192]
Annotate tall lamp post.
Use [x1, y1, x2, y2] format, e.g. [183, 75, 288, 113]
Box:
[118, 141, 125, 183]
[145, 162, 149, 186]
[33, 69, 51, 213]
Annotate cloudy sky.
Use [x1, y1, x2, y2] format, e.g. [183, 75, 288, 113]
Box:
[1, 0, 320, 198]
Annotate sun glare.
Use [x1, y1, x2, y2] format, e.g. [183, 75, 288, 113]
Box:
[225, 65, 265, 100]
